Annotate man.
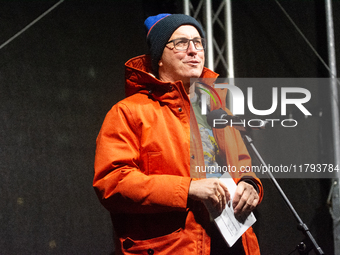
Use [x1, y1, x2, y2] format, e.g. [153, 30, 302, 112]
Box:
[93, 13, 263, 255]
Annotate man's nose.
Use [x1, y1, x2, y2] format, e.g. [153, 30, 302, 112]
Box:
[187, 41, 198, 54]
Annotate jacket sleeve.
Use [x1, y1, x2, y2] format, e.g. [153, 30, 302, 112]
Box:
[93, 102, 191, 214]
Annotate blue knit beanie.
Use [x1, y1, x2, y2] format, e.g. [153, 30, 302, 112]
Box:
[144, 13, 205, 74]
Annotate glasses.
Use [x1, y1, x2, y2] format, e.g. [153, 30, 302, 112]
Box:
[166, 37, 206, 51]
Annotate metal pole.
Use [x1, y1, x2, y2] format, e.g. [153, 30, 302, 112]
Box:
[224, 0, 234, 112]
[325, 0, 340, 253]
[184, 0, 190, 15]
[225, 0, 234, 79]
[205, 0, 214, 71]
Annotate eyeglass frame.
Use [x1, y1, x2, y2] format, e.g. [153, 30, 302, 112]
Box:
[166, 37, 206, 51]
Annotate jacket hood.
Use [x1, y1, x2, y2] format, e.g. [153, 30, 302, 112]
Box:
[124, 54, 218, 98]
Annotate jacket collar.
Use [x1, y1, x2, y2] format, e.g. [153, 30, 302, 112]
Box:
[125, 54, 219, 98]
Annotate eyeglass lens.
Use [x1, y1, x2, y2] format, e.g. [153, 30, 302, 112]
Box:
[172, 38, 205, 51]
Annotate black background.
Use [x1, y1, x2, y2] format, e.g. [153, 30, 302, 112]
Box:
[0, 0, 339, 254]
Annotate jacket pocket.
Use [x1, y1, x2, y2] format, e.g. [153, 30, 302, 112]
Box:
[147, 151, 163, 175]
[121, 228, 183, 255]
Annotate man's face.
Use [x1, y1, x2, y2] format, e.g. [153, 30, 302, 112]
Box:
[158, 25, 205, 86]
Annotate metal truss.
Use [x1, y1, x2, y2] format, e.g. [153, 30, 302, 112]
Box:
[184, 0, 234, 78]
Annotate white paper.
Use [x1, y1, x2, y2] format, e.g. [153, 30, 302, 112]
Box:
[213, 172, 257, 247]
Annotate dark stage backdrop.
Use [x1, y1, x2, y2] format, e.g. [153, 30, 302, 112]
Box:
[0, 0, 338, 254]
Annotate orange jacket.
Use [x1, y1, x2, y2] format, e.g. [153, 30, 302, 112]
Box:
[93, 55, 263, 255]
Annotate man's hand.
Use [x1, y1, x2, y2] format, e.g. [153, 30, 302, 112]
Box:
[188, 178, 230, 214]
[232, 181, 259, 215]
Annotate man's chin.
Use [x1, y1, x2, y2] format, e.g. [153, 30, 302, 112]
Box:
[188, 73, 202, 79]
[186, 68, 203, 77]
